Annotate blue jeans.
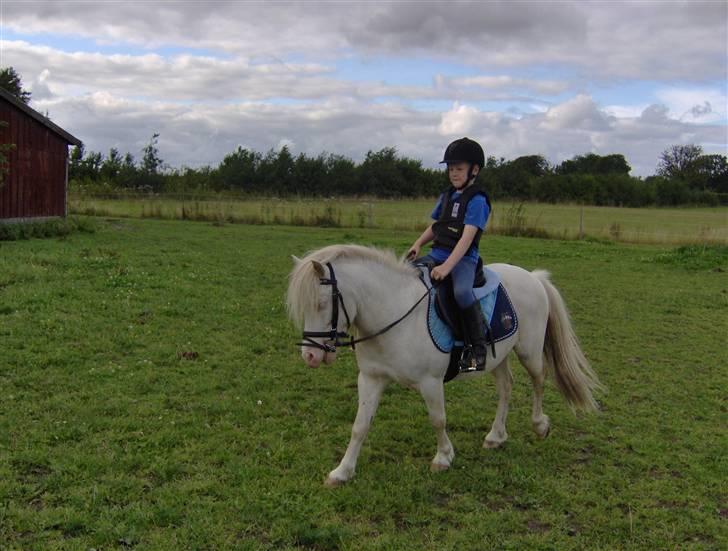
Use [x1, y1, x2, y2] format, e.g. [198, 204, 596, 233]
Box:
[419, 254, 478, 309]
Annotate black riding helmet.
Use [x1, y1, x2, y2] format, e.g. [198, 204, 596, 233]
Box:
[440, 137, 485, 187]
[440, 137, 485, 168]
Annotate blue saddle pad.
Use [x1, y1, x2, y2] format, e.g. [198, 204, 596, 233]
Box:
[419, 267, 518, 354]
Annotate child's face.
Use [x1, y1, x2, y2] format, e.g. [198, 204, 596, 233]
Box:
[448, 162, 477, 188]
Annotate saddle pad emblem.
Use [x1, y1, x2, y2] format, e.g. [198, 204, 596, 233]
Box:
[501, 312, 514, 331]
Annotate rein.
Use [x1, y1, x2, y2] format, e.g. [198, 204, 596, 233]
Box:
[297, 262, 432, 353]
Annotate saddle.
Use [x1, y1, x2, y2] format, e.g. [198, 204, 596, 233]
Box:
[414, 259, 501, 382]
[415, 257, 488, 339]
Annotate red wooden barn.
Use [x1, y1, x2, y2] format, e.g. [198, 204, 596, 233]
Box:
[0, 88, 81, 221]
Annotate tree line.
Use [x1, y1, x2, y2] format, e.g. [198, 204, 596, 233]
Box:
[70, 136, 727, 206]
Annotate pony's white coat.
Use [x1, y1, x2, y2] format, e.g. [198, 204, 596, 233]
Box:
[287, 244, 602, 486]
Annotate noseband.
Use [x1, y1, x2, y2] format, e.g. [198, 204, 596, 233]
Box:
[297, 262, 432, 354]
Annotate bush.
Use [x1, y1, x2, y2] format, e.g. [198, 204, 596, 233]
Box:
[0, 217, 97, 241]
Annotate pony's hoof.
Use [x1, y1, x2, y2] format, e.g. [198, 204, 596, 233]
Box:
[537, 424, 551, 439]
[324, 475, 347, 487]
[533, 416, 551, 439]
[484, 429, 508, 449]
[430, 461, 450, 472]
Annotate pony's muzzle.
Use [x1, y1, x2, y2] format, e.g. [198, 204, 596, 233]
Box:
[302, 347, 324, 368]
[301, 341, 337, 367]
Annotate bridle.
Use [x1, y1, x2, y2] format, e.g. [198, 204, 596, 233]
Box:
[297, 262, 431, 354]
[298, 262, 354, 353]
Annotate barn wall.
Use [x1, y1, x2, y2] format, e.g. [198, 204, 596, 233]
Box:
[0, 100, 68, 219]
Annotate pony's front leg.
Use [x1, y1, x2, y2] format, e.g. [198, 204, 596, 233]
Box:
[325, 372, 387, 487]
[418, 377, 454, 471]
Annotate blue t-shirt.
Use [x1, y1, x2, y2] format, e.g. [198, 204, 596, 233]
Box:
[429, 190, 490, 263]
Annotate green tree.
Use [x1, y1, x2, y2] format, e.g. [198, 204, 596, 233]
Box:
[69, 144, 85, 181]
[292, 152, 328, 195]
[140, 133, 165, 191]
[100, 148, 122, 182]
[0, 67, 31, 104]
[271, 146, 295, 194]
[213, 147, 260, 191]
[511, 155, 550, 177]
[559, 153, 630, 175]
[324, 154, 357, 195]
[656, 144, 703, 181]
[69, 143, 103, 182]
[141, 133, 163, 175]
[82, 151, 103, 179]
[116, 153, 138, 189]
[357, 147, 410, 197]
[690, 153, 728, 193]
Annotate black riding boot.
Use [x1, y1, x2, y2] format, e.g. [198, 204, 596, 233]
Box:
[459, 301, 488, 373]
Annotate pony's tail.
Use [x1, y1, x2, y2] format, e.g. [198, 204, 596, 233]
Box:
[533, 270, 604, 413]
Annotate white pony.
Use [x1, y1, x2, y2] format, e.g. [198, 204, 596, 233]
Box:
[287, 244, 602, 486]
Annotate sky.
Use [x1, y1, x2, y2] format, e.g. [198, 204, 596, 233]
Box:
[1, 0, 726, 176]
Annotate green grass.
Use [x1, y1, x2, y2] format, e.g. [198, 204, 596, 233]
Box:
[68, 193, 728, 245]
[1, 218, 726, 549]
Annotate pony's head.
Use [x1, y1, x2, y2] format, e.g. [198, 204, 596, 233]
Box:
[287, 255, 341, 367]
[286, 244, 415, 368]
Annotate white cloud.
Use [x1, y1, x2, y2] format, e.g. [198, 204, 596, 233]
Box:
[277, 138, 296, 152]
[439, 103, 480, 135]
[655, 87, 727, 123]
[29, 68, 53, 100]
[603, 104, 647, 119]
[541, 95, 613, 131]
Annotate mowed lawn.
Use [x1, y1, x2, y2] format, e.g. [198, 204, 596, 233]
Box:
[0, 218, 726, 550]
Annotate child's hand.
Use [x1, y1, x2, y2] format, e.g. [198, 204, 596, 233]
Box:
[406, 245, 420, 261]
[431, 264, 451, 281]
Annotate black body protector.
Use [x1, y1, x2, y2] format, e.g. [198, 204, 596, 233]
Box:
[432, 185, 491, 252]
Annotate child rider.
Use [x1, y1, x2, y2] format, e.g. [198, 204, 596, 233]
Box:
[407, 137, 491, 373]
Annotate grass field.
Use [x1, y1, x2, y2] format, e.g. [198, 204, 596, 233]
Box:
[68, 194, 728, 245]
[1, 218, 726, 549]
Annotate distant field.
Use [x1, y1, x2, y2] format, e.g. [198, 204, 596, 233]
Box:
[1, 218, 726, 549]
[69, 193, 728, 245]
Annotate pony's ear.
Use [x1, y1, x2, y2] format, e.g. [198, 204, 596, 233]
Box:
[291, 255, 302, 265]
[311, 260, 326, 278]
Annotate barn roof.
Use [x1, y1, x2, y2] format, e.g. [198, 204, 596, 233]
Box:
[0, 87, 82, 146]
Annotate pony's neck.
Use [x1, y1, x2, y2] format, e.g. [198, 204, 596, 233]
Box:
[338, 259, 421, 335]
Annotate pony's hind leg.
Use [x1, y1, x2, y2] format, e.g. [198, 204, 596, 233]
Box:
[325, 372, 387, 487]
[484, 359, 512, 448]
[417, 376, 455, 471]
[516, 348, 551, 439]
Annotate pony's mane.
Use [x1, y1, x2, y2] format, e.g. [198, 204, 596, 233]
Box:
[286, 244, 418, 328]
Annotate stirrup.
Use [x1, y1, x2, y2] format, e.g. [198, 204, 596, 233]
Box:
[458, 346, 485, 373]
